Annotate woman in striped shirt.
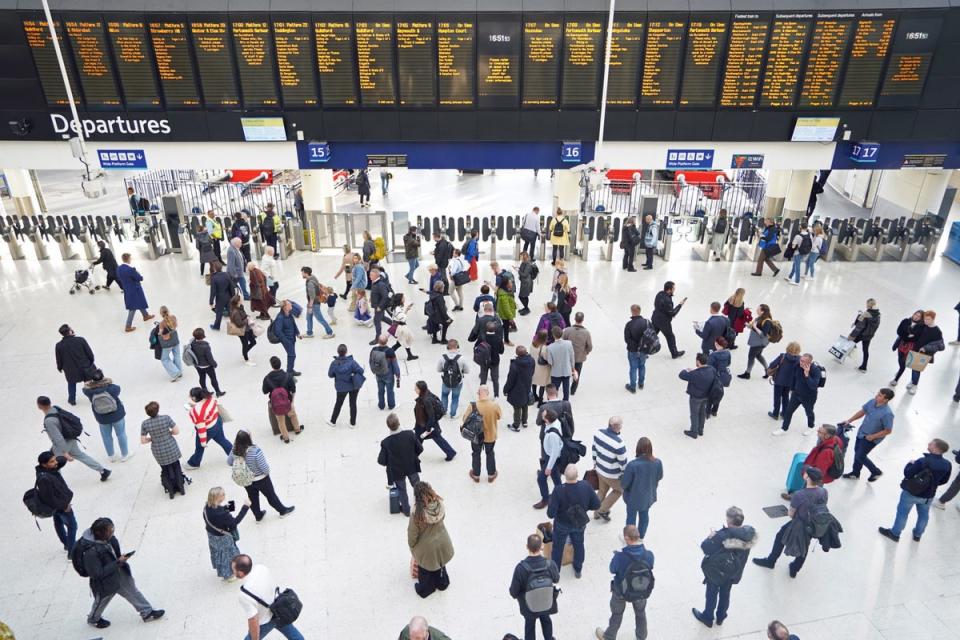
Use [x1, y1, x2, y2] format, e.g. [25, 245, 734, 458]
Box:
[227, 430, 295, 522]
[185, 387, 233, 469]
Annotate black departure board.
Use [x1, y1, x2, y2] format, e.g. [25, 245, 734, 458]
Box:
[606, 16, 644, 107]
[561, 16, 604, 109]
[837, 14, 895, 108]
[396, 17, 436, 107]
[148, 19, 201, 108]
[798, 15, 855, 108]
[878, 16, 941, 108]
[106, 18, 160, 109]
[314, 18, 357, 106]
[232, 19, 279, 108]
[759, 15, 812, 108]
[679, 16, 728, 107]
[356, 17, 396, 106]
[23, 18, 83, 107]
[437, 16, 475, 107]
[719, 15, 769, 108]
[477, 15, 521, 109]
[272, 18, 317, 107]
[522, 17, 561, 107]
[641, 17, 685, 107]
[190, 19, 239, 107]
[63, 18, 120, 109]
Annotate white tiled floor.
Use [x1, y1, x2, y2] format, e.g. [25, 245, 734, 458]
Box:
[1, 199, 959, 640]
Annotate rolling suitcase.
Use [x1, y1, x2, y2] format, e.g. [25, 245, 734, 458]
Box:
[785, 452, 807, 493]
[389, 487, 401, 514]
[828, 335, 857, 363]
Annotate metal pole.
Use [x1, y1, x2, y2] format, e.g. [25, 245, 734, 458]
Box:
[596, 0, 617, 162]
[41, 0, 90, 166]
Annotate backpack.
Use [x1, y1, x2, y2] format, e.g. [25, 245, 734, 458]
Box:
[55, 407, 84, 440]
[269, 387, 292, 416]
[798, 234, 813, 255]
[548, 425, 586, 469]
[804, 502, 833, 539]
[723, 321, 736, 346]
[521, 559, 556, 614]
[618, 557, 655, 601]
[815, 363, 827, 388]
[902, 467, 934, 497]
[460, 402, 484, 444]
[182, 343, 198, 366]
[767, 320, 784, 343]
[499, 270, 516, 293]
[428, 393, 445, 422]
[529, 262, 540, 280]
[231, 456, 255, 488]
[473, 341, 492, 367]
[551, 218, 565, 238]
[266, 319, 281, 344]
[714, 218, 727, 235]
[241, 586, 303, 628]
[91, 390, 118, 416]
[137, 196, 150, 211]
[23, 483, 55, 519]
[701, 549, 739, 586]
[639, 325, 661, 355]
[567, 287, 578, 307]
[441, 354, 463, 388]
[71, 537, 94, 577]
[373, 237, 387, 261]
[369, 348, 390, 377]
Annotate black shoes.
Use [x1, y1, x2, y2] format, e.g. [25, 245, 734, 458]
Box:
[216, 391, 227, 398]
[90, 619, 111, 629]
[752, 557, 775, 569]
[444, 452, 457, 462]
[683, 430, 698, 439]
[291, 371, 302, 377]
[691, 609, 713, 628]
[280, 506, 296, 517]
[868, 471, 883, 482]
[737, 372, 750, 380]
[672, 350, 686, 359]
[507, 424, 520, 432]
[878, 527, 899, 542]
[143, 610, 165, 622]
[842, 472, 859, 479]
[625, 384, 636, 394]
[100, 469, 112, 482]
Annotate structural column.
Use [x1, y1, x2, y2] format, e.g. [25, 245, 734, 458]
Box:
[300, 169, 338, 250]
[762, 170, 791, 218]
[783, 170, 816, 220]
[552, 169, 580, 214]
[3, 169, 42, 215]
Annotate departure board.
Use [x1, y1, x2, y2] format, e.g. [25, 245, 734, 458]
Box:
[272, 18, 317, 107]
[148, 20, 201, 108]
[679, 16, 728, 108]
[522, 18, 562, 107]
[878, 16, 942, 108]
[606, 17, 644, 107]
[396, 18, 436, 107]
[477, 15, 521, 109]
[107, 19, 160, 109]
[561, 16, 604, 108]
[232, 19, 279, 108]
[314, 18, 357, 106]
[64, 18, 121, 109]
[190, 19, 239, 107]
[719, 15, 769, 108]
[798, 15, 855, 108]
[759, 15, 812, 108]
[837, 14, 895, 108]
[437, 16, 475, 107]
[23, 18, 82, 107]
[355, 18, 396, 106]
[641, 17, 685, 107]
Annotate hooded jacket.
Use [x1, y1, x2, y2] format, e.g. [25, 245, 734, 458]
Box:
[700, 525, 758, 585]
[80, 529, 130, 597]
[328, 355, 364, 392]
[81, 378, 126, 424]
[768, 352, 800, 388]
[850, 308, 881, 342]
[804, 436, 842, 484]
[35, 458, 73, 511]
[408, 500, 454, 571]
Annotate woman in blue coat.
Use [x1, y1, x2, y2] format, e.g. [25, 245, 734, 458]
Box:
[327, 344, 365, 428]
[767, 341, 801, 420]
[116, 253, 153, 332]
[621, 437, 664, 538]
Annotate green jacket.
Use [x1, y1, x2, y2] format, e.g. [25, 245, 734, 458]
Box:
[398, 626, 451, 640]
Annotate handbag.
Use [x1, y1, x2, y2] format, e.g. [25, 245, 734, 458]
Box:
[897, 340, 915, 355]
[203, 508, 240, 542]
[764, 243, 781, 258]
[905, 350, 931, 372]
[226, 319, 245, 336]
[217, 403, 233, 423]
[452, 271, 470, 286]
[584, 469, 599, 491]
[387, 323, 399, 337]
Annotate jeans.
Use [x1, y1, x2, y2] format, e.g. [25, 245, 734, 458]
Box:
[244, 620, 304, 640]
[245, 475, 289, 518]
[306, 305, 333, 336]
[891, 490, 932, 538]
[481, 364, 501, 397]
[198, 366, 223, 395]
[523, 612, 553, 640]
[702, 582, 732, 624]
[860, 338, 872, 369]
[771, 384, 790, 417]
[160, 346, 182, 379]
[688, 396, 708, 435]
[281, 340, 296, 373]
[781, 395, 816, 432]
[623, 246, 636, 270]
[551, 521, 586, 572]
[537, 459, 562, 500]
[374, 309, 385, 337]
[125, 308, 149, 329]
[98, 419, 129, 458]
[88, 570, 153, 623]
[381, 174, 389, 194]
[910, 369, 922, 385]
[626, 506, 650, 538]
[376, 374, 396, 409]
[602, 592, 648, 640]
[522, 233, 537, 258]
[394, 472, 420, 515]
[788, 253, 802, 283]
[416, 424, 457, 458]
[745, 346, 767, 373]
[627, 351, 648, 388]
[551, 375, 570, 401]
[440, 384, 462, 418]
[331, 389, 359, 425]
[67, 381, 78, 404]
[239, 329, 257, 361]
[644, 246, 654, 268]
[53, 508, 78, 552]
[187, 418, 232, 467]
[406, 257, 419, 282]
[852, 437, 881, 476]
[551, 245, 565, 263]
[236, 275, 250, 300]
[471, 441, 496, 476]
[805, 252, 819, 276]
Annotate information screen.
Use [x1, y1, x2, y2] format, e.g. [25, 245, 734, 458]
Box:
[561, 15, 604, 109]
[437, 15, 475, 107]
[232, 19, 279, 108]
[606, 16, 644, 107]
[148, 19, 201, 108]
[314, 17, 358, 106]
[396, 17, 436, 107]
[878, 16, 941, 108]
[759, 15, 812, 108]
[679, 15, 728, 107]
[837, 14, 896, 108]
[641, 16, 686, 107]
[106, 18, 161, 109]
[522, 17, 562, 107]
[719, 14, 769, 108]
[190, 19, 239, 107]
[355, 17, 396, 106]
[23, 18, 83, 107]
[63, 17, 121, 109]
[798, 14, 855, 108]
[272, 18, 318, 107]
[477, 15, 521, 109]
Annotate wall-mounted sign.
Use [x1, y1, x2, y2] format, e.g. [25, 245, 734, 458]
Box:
[367, 154, 408, 168]
[901, 153, 945, 168]
[307, 142, 330, 163]
[561, 141, 582, 163]
[98, 149, 146, 169]
[850, 142, 880, 163]
[666, 149, 714, 169]
[731, 154, 764, 169]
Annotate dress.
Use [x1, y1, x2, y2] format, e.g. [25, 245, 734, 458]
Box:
[140, 415, 181, 466]
[532, 345, 552, 387]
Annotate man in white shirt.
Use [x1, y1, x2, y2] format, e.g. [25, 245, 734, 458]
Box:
[521, 206, 541, 258]
[232, 555, 304, 640]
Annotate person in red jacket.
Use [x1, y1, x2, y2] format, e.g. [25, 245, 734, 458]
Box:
[781, 424, 843, 500]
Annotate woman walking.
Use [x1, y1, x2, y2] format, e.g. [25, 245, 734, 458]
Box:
[386, 293, 419, 360]
[157, 306, 183, 381]
[554, 273, 574, 328]
[357, 169, 371, 207]
[82, 369, 129, 462]
[227, 430, 295, 522]
[227, 295, 257, 366]
[891, 310, 924, 387]
[203, 487, 249, 581]
[185, 387, 233, 469]
[517, 252, 535, 316]
[621, 437, 663, 538]
[408, 482, 455, 598]
[738, 304, 774, 379]
[246, 261, 273, 320]
[426, 281, 452, 344]
[531, 329, 552, 406]
[140, 401, 185, 498]
[334, 245, 354, 299]
[848, 298, 881, 372]
[767, 341, 801, 421]
[327, 344, 365, 428]
[804, 225, 825, 279]
[722, 288, 746, 349]
[414, 381, 457, 460]
[188, 328, 225, 396]
[902, 310, 945, 394]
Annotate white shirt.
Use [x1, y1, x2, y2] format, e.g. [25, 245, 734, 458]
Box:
[811, 235, 824, 254]
[522, 212, 540, 233]
[259, 258, 279, 286]
[449, 256, 468, 276]
[239, 564, 278, 625]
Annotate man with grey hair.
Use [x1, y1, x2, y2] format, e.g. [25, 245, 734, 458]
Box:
[547, 464, 600, 579]
[692, 506, 757, 628]
[775, 353, 822, 436]
[399, 615, 451, 640]
[781, 424, 843, 500]
[592, 417, 628, 522]
[226, 237, 250, 300]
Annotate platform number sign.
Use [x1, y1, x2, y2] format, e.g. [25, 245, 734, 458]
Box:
[307, 142, 331, 164]
[561, 141, 582, 163]
[850, 142, 880, 164]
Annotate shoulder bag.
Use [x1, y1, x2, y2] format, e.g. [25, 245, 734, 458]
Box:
[203, 507, 240, 541]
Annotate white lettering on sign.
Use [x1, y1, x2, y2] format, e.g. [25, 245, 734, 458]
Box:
[905, 32, 929, 40]
[50, 114, 172, 137]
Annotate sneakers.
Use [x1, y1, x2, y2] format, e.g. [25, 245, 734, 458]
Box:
[595, 627, 607, 639]
[878, 527, 900, 542]
[507, 424, 520, 432]
[326, 420, 337, 428]
[90, 619, 111, 629]
[322, 332, 335, 339]
[906, 383, 917, 395]
[841, 472, 859, 479]
[801, 427, 813, 436]
[100, 469, 112, 482]
[244, 360, 257, 367]
[120, 451, 136, 462]
[624, 384, 636, 394]
[787, 279, 800, 286]
[143, 609, 165, 622]
[109, 455, 120, 463]
[302, 333, 315, 339]
[933, 500, 946, 510]
[683, 430, 698, 439]
[771, 428, 786, 436]
[889, 379, 898, 387]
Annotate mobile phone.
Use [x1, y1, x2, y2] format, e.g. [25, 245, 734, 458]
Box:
[228, 500, 236, 512]
[124, 550, 136, 558]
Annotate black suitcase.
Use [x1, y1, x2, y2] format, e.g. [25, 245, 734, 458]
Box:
[161, 461, 188, 497]
[389, 487, 401, 514]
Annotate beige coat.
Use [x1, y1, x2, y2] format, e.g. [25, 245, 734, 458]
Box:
[561, 325, 593, 363]
[532, 344, 552, 386]
[465, 397, 502, 443]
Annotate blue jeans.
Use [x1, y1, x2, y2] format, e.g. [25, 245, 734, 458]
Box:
[187, 418, 233, 467]
[160, 345, 182, 379]
[626, 506, 650, 538]
[804, 252, 819, 276]
[551, 521, 586, 572]
[236, 275, 250, 300]
[416, 424, 456, 458]
[244, 620, 304, 640]
[381, 174, 389, 194]
[99, 419, 129, 458]
[67, 381, 77, 404]
[911, 369, 921, 385]
[788, 254, 802, 283]
[53, 508, 78, 553]
[852, 437, 881, 476]
[891, 490, 932, 538]
[627, 351, 648, 388]
[441, 384, 462, 418]
[281, 340, 296, 372]
[406, 257, 419, 282]
[537, 459, 562, 501]
[376, 374, 396, 409]
[306, 305, 333, 336]
[702, 581, 732, 624]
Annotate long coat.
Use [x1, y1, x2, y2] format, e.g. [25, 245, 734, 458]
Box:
[55, 335, 95, 383]
[116, 263, 148, 310]
[248, 267, 273, 316]
[503, 354, 535, 407]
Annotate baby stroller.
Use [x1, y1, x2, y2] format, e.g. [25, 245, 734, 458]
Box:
[69, 264, 100, 295]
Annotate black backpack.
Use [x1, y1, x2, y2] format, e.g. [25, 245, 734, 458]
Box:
[547, 425, 586, 470]
[828, 440, 846, 480]
[701, 549, 739, 586]
[473, 341, 492, 367]
[639, 325, 661, 355]
[369, 348, 390, 377]
[529, 262, 540, 280]
[798, 234, 813, 255]
[618, 557, 655, 601]
[71, 537, 94, 577]
[815, 363, 827, 388]
[902, 467, 934, 497]
[428, 393, 445, 422]
[552, 218, 565, 237]
[241, 586, 303, 628]
[460, 403, 484, 444]
[54, 407, 84, 440]
[137, 196, 150, 211]
[23, 482, 55, 519]
[521, 559, 556, 614]
[267, 319, 281, 344]
[441, 354, 463, 388]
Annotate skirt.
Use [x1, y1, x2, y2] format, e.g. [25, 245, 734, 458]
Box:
[207, 531, 240, 579]
[394, 325, 414, 348]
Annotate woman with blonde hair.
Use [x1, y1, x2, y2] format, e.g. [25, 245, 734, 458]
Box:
[408, 482, 454, 598]
[554, 273, 574, 327]
[722, 288, 747, 349]
[767, 341, 801, 425]
[547, 207, 570, 264]
[157, 306, 182, 381]
[203, 486, 249, 581]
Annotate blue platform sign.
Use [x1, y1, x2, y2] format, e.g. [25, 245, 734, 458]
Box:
[561, 141, 582, 163]
[307, 142, 331, 163]
[850, 142, 880, 164]
[98, 149, 146, 169]
[666, 149, 714, 169]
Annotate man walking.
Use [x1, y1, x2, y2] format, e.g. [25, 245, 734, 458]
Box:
[55, 324, 95, 406]
[227, 237, 250, 300]
[562, 312, 593, 395]
[275, 300, 302, 376]
[475, 320, 506, 398]
[651, 282, 685, 359]
[231, 554, 304, 639]
[695, 302, 728, 355]
[624, 305, 651, 393]
[841, 388, 895, 482]
[546, 326, 576, 401]
[301, 267, 335, 339]
[679, 353, 719, 439]
[466, 386, 502, 483]
[879, 438, 952, 542]
[261, 356, 303, 442]
[92, 240, 119, 290]
[38, 396, 110, 481]
[259, 207, 279, 256]
[751, 218, 781, 277]
[369, 268, 391, 344]
[547, 465, 601, 578]
[520, 206, 541, 258]
[403, 226, 421, 284]
[370, 335, 401, 410]
[533, 409, 564, 510]
[116, 253, 155, 333]
[378, 413, 423, 516]
[432, 231, 453, 293]
[35, 451, 78, 554]
[592, 417, 628, 522]
[509, 533, 559, 640]
[437, 339, 469, 419]
[692, 506, 757, 628]
[595, 525, 654, 640]
[752, 467, 827, 577]
[774, 354, 822, 436]
[504, 345, 536, 432]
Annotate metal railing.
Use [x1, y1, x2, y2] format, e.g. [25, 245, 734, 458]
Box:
[123, 171, 299, 216]
[583, 177, 767, 219]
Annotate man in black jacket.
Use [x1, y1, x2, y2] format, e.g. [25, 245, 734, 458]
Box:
[621, 217, 640, 272]
[547, 465, 601, 579]
[879, 438, 952, 543]
[432, 231, 453, 292]
[369, 268, 391, 344]
[509, 533, 559, 640]
[378, 413, 424, 516]
[92, 241, 119, 290]
[651, 282, 686, 359]
[261, 356, 303, 441]
[696, 302, 729, 355]
[55, 324, 95, 406]
[208, 262, 235, 331]
[679, 353, 719, 439]
[476, 320, 506, 397]
[36, 451, 77, 554]
[505, 346, 536, 432]
[624, 305, 651, 393]
[692, 506, 757, 628]
[536, 385, 575, 436]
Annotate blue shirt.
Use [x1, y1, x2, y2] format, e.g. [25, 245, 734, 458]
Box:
[857, 400, 894, 441]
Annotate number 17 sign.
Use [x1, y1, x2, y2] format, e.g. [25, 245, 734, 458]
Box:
[850, 142, 880, 164]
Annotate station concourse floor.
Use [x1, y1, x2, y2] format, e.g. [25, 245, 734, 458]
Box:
[1, 199, 960, 640]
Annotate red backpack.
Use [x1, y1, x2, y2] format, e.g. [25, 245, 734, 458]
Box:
[270, 387, 292, 415]
[567, 287, 578, 307]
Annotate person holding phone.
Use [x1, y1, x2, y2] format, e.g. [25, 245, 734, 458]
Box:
[204, 486, 250, 581]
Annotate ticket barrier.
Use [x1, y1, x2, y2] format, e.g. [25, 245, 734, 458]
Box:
[51, 219, 80, 260]
[23, 216, 50, 260]
[903, 219, 941, 262]
[143, 215, 166, 260]
[76, 219, 98, 261]
[602, 216, 622, 262]
[178, 224, 194, 260]
[855, 218, 885, 262]
[0, 217, 25, 259]
[660, 223, 673, 262]
[287, 217, 306, 252]
[831, 218, 860, 262]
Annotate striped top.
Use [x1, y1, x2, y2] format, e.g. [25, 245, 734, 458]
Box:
[188, 397, 220, 446]
[228, 446, 270, 479]
[592, 427, 628, 479]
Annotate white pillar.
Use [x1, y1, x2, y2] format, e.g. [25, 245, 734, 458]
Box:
[874, 169, 952, 219]
[763, 170, 791, 218]
[552, 169, 580, 214]
[783, 170, 815, 219]
[4, 169, 41, 215]
[301, 169, 337, 213]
